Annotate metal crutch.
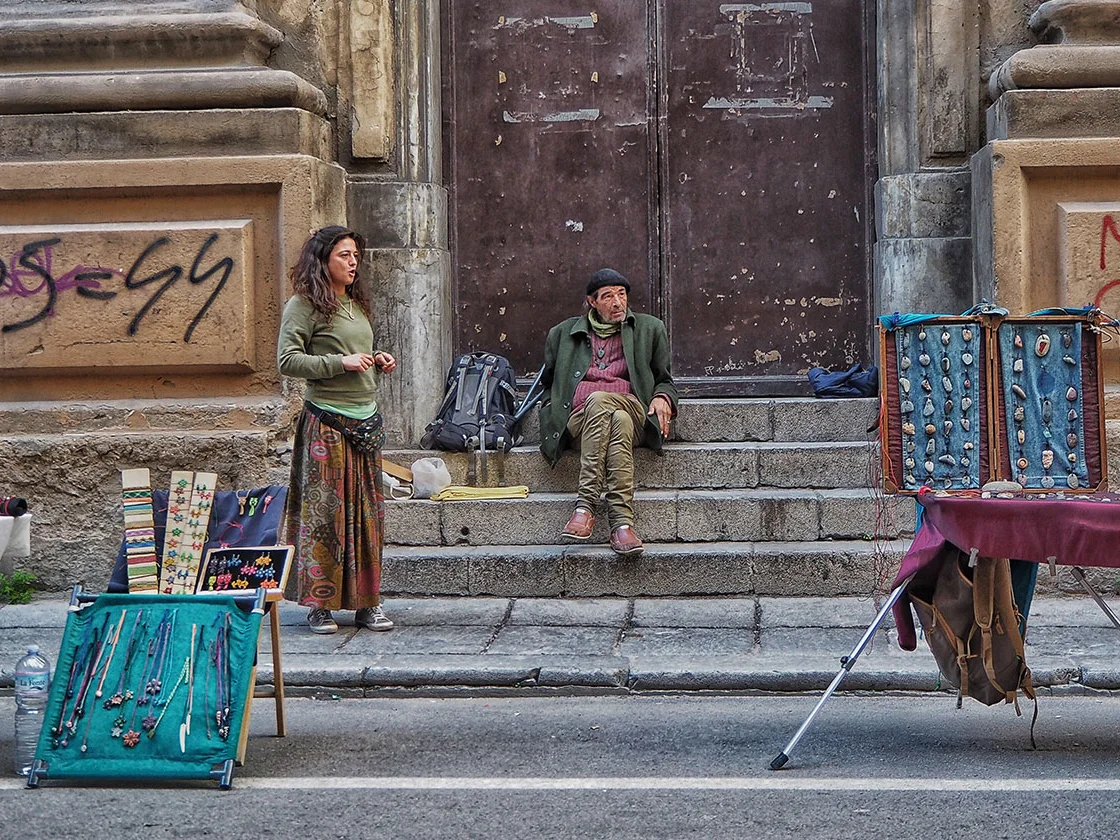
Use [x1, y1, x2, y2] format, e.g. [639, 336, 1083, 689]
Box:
[770, 573, 914, 770]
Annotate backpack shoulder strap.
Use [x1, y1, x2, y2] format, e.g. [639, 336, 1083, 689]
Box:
[972, 557, 1005, 700]
[974, 557, 1033, 705]
[453, 356, 472, 413]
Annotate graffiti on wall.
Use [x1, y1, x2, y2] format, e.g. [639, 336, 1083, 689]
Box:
[1095, 214, 1120, 310]
[1, 233, 234, 342]
[0, 222, 252, 371]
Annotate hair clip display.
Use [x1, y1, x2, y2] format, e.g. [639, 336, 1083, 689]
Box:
[160, 471, 218, 595]
[997, 319, 1093, 491]
[890, 320, 984, 492]
[196, 546, 294, 596]
[120, 469, 159, 593]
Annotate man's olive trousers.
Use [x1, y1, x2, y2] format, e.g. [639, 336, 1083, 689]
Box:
[566, 391, 646, 528]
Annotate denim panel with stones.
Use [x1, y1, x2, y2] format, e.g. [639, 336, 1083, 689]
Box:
[997, 321, 1089, 490]
[895, 323, 984, 490]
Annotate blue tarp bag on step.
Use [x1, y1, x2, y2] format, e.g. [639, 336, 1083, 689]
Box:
[807, 363, 878, 398]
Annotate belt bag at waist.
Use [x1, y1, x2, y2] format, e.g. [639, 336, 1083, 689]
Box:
[305, 402, 385, 455]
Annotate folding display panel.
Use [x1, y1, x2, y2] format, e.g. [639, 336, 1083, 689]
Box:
[28, 593, 264, 789]
[990, 315, 1107, 492]
[879, 310, 1109, 495]
[879, 317, 991, 493]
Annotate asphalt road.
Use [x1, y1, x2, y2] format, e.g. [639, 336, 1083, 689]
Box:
[2, 692, 1119, 839]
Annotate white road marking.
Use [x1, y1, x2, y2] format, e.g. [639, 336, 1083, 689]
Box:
[5, 777, 1120, 792]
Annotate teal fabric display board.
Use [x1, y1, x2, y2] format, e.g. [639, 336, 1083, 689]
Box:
[995, 319, 1092, 490]
[31, 593, 263, 786]
[881, 316, 989, 492]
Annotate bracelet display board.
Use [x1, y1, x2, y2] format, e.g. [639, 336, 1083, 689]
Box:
[28, 592, 264, 789]
[879, 316, 991, 493]
[879, 310, 1108, 494]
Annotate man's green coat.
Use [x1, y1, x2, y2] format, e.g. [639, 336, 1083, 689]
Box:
[539, 310, 679, 466]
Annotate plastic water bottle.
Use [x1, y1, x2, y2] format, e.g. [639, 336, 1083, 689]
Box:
[13, 645, 51, 776]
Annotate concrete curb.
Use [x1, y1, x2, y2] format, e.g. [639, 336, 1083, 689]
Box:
[3, 595, 1119, 695]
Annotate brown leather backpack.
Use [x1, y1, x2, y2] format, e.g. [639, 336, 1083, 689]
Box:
[909, 548, 1036, 710]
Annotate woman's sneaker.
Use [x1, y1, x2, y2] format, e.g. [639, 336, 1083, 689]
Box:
[307, 608, 338, 635]
[355, 606, 394, 631]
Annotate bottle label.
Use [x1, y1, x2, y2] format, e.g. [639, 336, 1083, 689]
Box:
[15, 674, 49, 693]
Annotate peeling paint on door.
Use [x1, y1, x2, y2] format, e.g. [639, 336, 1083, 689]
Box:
[445, 1, 874, 393]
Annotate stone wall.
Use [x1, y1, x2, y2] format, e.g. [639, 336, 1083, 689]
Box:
[0, 1, 350, 587]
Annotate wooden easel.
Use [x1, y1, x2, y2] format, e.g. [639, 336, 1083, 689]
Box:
[254, 591, 287, 737]
[196, 544, 294, 738]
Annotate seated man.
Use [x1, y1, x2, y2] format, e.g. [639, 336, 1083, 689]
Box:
[539, 268, 679, 556]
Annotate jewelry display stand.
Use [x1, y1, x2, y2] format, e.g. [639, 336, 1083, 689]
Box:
[879, 309, 1110, 493]
[196, 545, 295, 737]
[27, 588, 266, 790]
[990, 315, 1106, 492]
[879, 316, 991, 493]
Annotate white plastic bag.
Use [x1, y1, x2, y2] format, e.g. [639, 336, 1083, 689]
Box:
[411, 457, 452, 499]
[381, 472, 414, 500]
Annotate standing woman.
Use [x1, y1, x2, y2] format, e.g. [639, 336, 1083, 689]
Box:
[278, 225, 397, 634]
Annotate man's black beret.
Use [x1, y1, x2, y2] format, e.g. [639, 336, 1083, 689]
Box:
[587, 268, 630, 296]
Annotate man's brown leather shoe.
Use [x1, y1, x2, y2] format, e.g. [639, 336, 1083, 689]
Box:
[562, 507, 595, 540]
[609, 524, 644, 556]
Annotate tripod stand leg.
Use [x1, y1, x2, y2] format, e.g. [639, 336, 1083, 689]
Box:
[1070, 566, 1120, 630]
[770, 575, 914, 770]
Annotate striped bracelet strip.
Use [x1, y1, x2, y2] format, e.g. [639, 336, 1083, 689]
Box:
[160, 471, 196, 594]
[120, 468, 159, 593]
[167, 471, 218, 595]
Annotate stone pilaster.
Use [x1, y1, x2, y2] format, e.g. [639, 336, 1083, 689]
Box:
[874, 0, 979, 318]
[975, 0, 1120, 395]
[344, 0, 451, 446]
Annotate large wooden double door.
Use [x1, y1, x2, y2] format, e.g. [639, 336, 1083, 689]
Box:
[443, 1, 875, 394]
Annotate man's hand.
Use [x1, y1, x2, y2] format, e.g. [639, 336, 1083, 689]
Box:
[648, 394, 672, 437]
[374, 351, 397, 373]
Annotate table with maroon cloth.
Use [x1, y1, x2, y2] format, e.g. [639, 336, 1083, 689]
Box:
[892, 488, 1120, 650]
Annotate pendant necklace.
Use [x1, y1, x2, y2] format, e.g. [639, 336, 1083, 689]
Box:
[593, 335, 608, 369]
[340, 298, 355, 320]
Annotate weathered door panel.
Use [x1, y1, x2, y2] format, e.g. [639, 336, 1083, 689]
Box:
[660, 1, 874, 393]
[445, 3, 655, 375]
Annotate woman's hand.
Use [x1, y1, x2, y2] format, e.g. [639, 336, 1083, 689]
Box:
[374, 351, 397, 374]
[342, 353, 376, 372]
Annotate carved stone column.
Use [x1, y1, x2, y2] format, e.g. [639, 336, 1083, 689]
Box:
[974, 0, 1120, 411]
[875, 0, 977, 317]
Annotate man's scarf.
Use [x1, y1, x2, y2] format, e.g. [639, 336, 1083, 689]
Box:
[588, 307, 627, 338]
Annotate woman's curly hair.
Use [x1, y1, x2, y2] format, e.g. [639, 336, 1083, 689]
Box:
[289, 225, 370, 319]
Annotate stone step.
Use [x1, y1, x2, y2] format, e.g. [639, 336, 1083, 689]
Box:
[515, 396, 877, 445]
[385, 439, 881, 492]
[385, 488, 916, 547]
[0, 397, 287, 434]
[381, 539, 910, 598]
